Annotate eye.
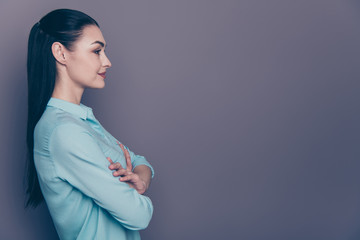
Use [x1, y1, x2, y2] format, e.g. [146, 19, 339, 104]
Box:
[94, 49, 101, 55]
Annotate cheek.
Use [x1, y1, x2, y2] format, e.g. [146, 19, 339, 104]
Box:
[68, 55, 100, 80]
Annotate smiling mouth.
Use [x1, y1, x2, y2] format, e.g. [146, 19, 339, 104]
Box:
[98, 72, 106, 78]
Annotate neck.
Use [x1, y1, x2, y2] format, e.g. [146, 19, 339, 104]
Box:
[52, 77, 84, 105]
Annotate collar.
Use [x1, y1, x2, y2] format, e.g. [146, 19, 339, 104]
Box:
[47, 97, 94, 121]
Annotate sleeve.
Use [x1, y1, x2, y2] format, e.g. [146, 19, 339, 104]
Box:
[49, 123, 153, 230]
[103, 129, 155, 179]
[121, 143, 155, 178]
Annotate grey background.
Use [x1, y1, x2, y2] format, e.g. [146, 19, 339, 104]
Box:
[0, 0, 359, 239]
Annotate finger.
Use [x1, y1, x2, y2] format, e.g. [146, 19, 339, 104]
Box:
[113, 169, 131, 177]
[119, 173, 137, 182]
[118, 142, 127, 157]
[124, 149, 133, 171]
[106, 157, 113, 164]
[109, 162, 123, 170]
[118, 143, 132, 171]
[117, 141, 124, 151]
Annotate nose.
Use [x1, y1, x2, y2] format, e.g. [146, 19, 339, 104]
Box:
[103, 53, 112, 68]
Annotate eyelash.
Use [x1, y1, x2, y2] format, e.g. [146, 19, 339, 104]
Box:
[94, 49, 107, 55]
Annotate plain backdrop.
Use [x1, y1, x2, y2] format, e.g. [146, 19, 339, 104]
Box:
[1, 0, 360, 239]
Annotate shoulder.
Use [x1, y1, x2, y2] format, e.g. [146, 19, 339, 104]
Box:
[34, 106, 90, 146]
[49, 122, 93, 148]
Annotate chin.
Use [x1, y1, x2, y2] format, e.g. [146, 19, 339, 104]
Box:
[93, 80, 106, 89]
[96, 82, 106, 89]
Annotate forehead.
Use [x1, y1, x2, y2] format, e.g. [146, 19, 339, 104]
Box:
[77, 25, 106, 47]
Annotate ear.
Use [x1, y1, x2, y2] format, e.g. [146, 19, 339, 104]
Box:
[51, 42, 67, 65]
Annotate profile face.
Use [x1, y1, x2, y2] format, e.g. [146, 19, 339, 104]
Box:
[64, 25, 112, 89]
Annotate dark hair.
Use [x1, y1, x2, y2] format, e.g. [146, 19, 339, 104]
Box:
[25, 8, 99, 208]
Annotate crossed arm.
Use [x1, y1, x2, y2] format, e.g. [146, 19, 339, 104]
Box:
[50, 123, 153, 229]
[107, 141, 152, 195]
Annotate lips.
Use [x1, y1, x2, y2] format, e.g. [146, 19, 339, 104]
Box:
[98, 72, 106, 78]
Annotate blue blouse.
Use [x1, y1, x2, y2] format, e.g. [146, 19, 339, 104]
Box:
[33, 97, 154, 240]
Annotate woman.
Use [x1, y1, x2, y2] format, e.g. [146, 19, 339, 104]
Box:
[25, 8, 154, 240]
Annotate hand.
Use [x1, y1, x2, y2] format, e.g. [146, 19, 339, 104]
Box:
[107, 141, 147, 195]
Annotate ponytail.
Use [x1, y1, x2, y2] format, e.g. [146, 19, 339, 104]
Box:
[25, 8, 99, 208]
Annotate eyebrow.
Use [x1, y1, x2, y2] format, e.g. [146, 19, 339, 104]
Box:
[90, 41, 107, 48]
